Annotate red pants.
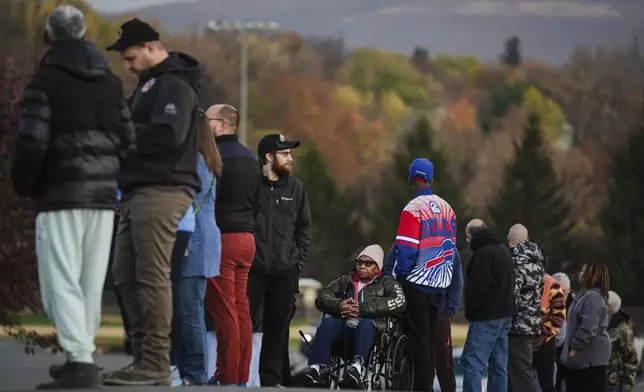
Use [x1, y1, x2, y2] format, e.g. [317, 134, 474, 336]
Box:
[205, 232, 255, 385]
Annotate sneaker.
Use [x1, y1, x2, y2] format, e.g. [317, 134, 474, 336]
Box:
[48, 361, 73, 380]
[102, 364, 171, 386]
[170, 366, 183, 387]
[305, 364, 331, 387]
[338, 362, 364, 390]
[37, 362, 100, 389]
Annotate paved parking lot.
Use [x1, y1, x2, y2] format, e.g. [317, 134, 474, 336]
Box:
[1, 339, 644, 391]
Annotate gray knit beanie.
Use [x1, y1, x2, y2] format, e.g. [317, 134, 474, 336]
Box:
[45, 5, 87, 42]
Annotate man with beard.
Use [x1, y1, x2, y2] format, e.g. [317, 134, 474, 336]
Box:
[103, 18, 201, 386]
[248, 134, 312, 387]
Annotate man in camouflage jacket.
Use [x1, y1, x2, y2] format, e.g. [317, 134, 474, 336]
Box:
[507, 224, 545, 392]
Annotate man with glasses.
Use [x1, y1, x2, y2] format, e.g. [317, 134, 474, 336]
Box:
[202, 104, 261, 386]
[248, 134, 312, 387]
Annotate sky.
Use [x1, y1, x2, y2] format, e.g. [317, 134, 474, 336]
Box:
[85, 0, 194, 13]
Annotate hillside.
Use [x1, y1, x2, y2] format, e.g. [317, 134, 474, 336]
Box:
[104, 0, 644, 63]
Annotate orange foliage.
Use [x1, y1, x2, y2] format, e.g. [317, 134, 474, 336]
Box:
[446, 96, 477, 132]
[263, 73, 364, 186]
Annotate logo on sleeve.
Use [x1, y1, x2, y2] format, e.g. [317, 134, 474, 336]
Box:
[164, 103, 177, 115]
[141, 78, 155, 93]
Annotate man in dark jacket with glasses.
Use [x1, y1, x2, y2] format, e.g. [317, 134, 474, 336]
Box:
[248, 134, 312, 387]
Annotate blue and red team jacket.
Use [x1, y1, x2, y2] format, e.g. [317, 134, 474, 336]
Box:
[385, 188, 457, 294]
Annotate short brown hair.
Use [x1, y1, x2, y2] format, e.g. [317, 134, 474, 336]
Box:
[217, 105, 239, 132]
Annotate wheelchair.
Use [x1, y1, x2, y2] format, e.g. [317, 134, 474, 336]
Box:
[301, 315, 414, 391]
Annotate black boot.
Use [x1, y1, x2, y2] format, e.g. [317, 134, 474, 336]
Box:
[37, 362, 100, 389]
[48, 361, 73, 380]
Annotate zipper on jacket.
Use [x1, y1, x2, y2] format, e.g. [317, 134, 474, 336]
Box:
[268, 186, 275, 274]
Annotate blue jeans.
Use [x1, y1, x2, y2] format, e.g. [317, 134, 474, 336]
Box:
[460, 317, 512, 392]
[169, 231, 208, 384]
[309, 317, 376, 365]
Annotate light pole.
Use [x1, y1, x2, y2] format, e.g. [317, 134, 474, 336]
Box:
[206, 19, 280, 146]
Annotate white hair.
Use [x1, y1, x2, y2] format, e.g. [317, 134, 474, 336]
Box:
[552, 272, 570, 290]
[608, 291, 622, 315]
[45, 5, 87, 42]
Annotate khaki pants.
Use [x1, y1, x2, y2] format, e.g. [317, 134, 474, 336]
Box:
[112, 186, 193, 374]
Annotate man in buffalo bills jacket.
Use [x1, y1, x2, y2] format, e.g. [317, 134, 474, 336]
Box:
[248, 134, 312, 387]
[384, 158, 458, 392]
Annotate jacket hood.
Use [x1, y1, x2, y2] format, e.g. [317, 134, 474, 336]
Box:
[141, 52, 202, 92]
[511, 241, 545, 266]
[41, 40, 109, 80]
[608, 309, 631, 330]
[470, 228, 504, 251]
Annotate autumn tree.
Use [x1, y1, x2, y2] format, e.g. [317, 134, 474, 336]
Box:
[294, 144, 364, 283]
[410, 46, 431, 74]
[488, 113, 575, 273]
[599, 123, 644, 305]
[368, 116, 469, 250]
[501, 35, 522, 67]
[338, 48, 433, 108]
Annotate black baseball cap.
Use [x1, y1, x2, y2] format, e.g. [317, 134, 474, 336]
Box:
[257, 134, 300, 158]
[106, 18, 160, 52]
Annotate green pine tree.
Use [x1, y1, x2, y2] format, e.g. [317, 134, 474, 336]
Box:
[488, 113, 575, 272]
[294, 144, 364, 284]
[599, 123, 644, 305]
[369, 116, 469, 250]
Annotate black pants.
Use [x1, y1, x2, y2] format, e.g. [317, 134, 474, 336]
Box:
[248, 267, 299, 387]
[281, 296, 297, 387]
[508, 335, 537, 392]
[565, 366, 606, 392]
[434, 313, 456, 392]
[534, 338, 556, 392]
[555, 345, 567, 392]
[401, 287, 441, 392]
[107, 215, 133, 354]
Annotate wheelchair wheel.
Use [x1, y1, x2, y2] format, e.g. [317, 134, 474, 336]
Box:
[388, 334, 414, 391]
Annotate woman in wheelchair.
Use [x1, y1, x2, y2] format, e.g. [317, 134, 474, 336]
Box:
[305, 245, 407, 389]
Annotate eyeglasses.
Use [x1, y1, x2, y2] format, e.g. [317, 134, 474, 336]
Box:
[198, 109, 226, 124]
[356, 259, 376, 267]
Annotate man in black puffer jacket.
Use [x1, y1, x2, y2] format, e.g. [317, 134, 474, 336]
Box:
[10, 6, 136, 389]
[304, 245, 406, 390]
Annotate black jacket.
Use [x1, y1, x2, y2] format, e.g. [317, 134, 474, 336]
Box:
[464, 228, 517, 322]
[252, 174, 312, 275]
[11, 40, 136, 212]
[215, 134, 261, 233]
[118, 52, 202, 195]
[315, 271, 406, 334]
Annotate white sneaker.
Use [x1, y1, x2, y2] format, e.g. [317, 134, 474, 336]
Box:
[170, 366, 183, 387]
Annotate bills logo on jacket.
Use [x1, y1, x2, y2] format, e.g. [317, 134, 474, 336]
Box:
[393, 194, 457, 289]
